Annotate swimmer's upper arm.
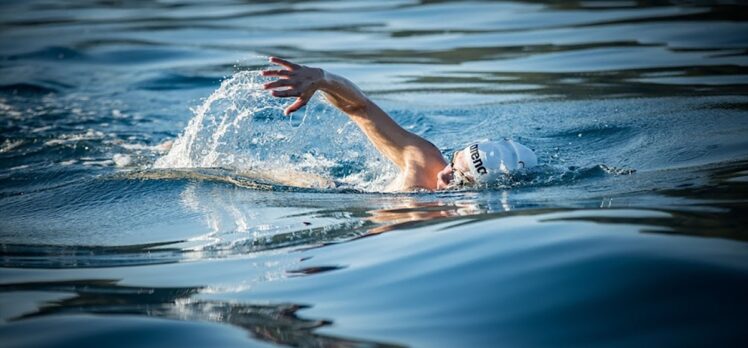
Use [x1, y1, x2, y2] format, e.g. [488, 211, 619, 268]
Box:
[347, 101, 446, 179]
[319, 71, 447, 189]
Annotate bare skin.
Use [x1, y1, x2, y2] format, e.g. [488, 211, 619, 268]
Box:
[263, 57, 462, 191]
[435, 150, 474, 190]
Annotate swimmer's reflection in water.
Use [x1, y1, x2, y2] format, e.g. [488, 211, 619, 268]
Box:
[362, 199, 483, 236]
[262, 57, 537, 192]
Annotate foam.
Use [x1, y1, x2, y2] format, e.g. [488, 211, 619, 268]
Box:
[153, 69, 397, 192]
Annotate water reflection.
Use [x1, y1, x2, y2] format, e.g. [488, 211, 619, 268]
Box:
[0, 241, 184, 268]
[2, 0, 748, 346]
[6, 158, 746, 270]
[0, 279, 403, 347]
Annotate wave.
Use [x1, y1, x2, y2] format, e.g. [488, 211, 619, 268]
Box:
[438, 164, 636, 192]
[120, 163, 636, 195]
[118, 168, 353, 193]
[0, 241, 184, 268]
[152, 69, 398, 192]
[6, 46, 86, 62]
[136, 73, 222, 91]
[0, 83, 59, 96]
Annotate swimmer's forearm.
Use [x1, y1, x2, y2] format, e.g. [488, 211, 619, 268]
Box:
[317, 71, 371, 116]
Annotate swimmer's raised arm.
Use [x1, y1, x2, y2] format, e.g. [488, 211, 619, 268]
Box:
[262, 57, 446, 190]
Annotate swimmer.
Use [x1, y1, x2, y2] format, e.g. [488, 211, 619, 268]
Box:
[262, 57, 537, 191]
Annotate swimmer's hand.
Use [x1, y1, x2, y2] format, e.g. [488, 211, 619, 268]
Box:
[262, 57, 324, 116]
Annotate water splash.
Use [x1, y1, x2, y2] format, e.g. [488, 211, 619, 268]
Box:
[153, 70, 396, 191]
[155, 71, 280, 169]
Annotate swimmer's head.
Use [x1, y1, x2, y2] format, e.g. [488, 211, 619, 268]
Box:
[436, 140, 537, 189]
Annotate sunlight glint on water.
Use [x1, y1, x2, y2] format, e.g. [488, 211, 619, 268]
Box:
[1, 1, 748, 347]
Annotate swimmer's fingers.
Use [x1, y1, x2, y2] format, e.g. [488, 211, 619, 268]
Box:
[261, 69, 292, 78]
[263, 79, 294, 90]
[269, 56, 301, 70]
[271, 89, 301, 98]
[284, 97, 309, 115]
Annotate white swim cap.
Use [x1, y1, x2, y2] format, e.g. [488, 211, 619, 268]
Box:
[459, 140, 537, 184]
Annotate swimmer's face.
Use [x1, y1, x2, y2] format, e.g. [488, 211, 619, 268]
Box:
[436, 148, 475, 189]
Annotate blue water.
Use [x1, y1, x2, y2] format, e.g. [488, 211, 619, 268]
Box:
[2, 1, 748, 347]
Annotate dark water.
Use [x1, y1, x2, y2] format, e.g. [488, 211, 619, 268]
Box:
[2, 1, 748, 347]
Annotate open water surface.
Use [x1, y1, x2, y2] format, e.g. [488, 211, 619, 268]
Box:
[1, 1, 748, 347]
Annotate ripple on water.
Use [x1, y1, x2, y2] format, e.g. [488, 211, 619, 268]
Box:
[1, 0, 748, 347]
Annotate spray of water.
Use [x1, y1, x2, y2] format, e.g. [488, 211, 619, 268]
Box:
[154, 70, 396, 191]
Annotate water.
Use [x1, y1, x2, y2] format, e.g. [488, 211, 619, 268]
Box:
[1, 0, 748, 347]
